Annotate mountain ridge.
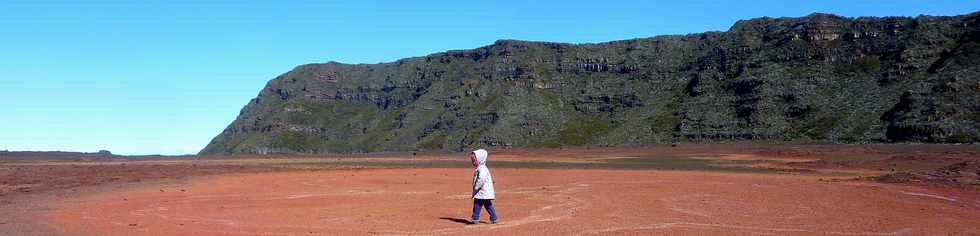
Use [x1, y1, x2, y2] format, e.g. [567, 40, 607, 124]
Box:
[201, 11, 980, 155]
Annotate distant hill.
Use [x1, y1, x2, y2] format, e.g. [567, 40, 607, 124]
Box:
[0, 150, 191, 160]
[200, 11, 980, 155]
[0, 150, 115, 160]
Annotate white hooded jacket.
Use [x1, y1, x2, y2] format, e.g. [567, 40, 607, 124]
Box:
[471, 149, 495, 199]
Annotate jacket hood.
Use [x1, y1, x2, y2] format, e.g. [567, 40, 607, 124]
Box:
[472, 149, 488, 167]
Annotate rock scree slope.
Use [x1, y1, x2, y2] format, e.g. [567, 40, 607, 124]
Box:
[201, 12, 980, 155]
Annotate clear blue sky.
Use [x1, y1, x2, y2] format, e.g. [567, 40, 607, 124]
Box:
[1, 1, 977, 155]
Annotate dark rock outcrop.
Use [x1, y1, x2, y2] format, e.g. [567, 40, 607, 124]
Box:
[200, 12, 980, 155]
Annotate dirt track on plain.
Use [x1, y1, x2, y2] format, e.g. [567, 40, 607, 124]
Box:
[38, 168, 980, 235]
[2, 144, 979, 235]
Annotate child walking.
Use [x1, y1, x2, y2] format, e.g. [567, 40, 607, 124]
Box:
[469, 149, 498, 224]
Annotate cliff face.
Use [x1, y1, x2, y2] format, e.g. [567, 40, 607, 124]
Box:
[200, 12, 980, 155]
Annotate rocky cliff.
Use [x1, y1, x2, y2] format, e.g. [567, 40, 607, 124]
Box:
[200, 12, 980, 155]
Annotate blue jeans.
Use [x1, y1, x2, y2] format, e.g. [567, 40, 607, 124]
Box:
[471, 199, 498, 221]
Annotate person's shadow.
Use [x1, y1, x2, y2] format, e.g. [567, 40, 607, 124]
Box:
[439, 217, 472, 224]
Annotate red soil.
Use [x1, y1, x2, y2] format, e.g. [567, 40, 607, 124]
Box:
[3, 144, 979, 235]
[40, 168, 980, 235]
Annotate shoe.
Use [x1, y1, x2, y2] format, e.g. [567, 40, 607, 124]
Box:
[488, 219, 498, 224]
[468, 220, 477, 225]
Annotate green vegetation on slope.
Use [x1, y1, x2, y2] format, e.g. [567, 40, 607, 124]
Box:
[200, 11, 980, 155]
